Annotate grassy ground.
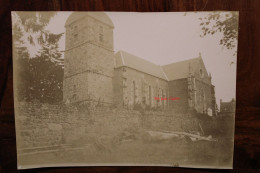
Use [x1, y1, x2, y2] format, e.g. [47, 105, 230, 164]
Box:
[18, 133, 233, 169]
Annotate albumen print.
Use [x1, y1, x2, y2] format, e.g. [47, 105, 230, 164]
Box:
[12, 11, 238, 169]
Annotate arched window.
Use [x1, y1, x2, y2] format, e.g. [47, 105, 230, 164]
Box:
[73, 25, 78, 41]
[149, 85, 151, 106]
[199, 69, 204, 78]
[200, 89, 204, 102]
[162, 89, 165, 109]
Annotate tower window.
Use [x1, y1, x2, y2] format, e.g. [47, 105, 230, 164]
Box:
[133, 81, 136, 105]
[73, 25, 78, 41]
[99, 34, 104, 42]
[149, 85, 151, 106]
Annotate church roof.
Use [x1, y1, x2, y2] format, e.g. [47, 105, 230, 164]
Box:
[115, 51, 205, 81]
[65, 12, 114, 27]
[162, 57, 201, 81]
[114, 51, 168, 80]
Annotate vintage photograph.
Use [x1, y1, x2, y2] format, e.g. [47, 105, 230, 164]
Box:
[12, 11, 238, 169]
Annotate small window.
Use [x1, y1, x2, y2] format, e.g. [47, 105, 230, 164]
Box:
[99, 34, 104, 42]
[133, 81, 136, 104]
[200, 89, 205, 102]
[73, 26, 78, 41]
[199, 69, 204, 77]
[149, 85, 152, 106]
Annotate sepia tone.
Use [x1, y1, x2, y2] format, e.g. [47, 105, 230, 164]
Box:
[1, 1, 260, 173]
[63, 12, 217, 114]
[11, 11, 237, 169]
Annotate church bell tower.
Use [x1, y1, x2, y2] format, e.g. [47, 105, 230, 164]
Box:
[63, 12, 114, 106]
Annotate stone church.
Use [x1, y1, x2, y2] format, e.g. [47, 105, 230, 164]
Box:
[63, 12, 217, 116]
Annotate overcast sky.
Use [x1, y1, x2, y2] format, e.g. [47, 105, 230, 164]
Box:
[45, 12, 237, 106]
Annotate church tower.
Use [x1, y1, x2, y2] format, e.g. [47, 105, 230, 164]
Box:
[63, 12, 114, 106]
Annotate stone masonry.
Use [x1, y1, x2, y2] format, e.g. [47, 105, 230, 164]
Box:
[63, 12, 217, 115]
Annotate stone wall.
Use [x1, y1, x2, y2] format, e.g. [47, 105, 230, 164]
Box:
[63, 12, 114, 105]
[86, 43, 114, 105]
[63, 45, 89, 78]
[168, 78, 215, 115]
[194, 79, 213, 113]
[113, 68, 124, 106]
[65, 13, 114, 52]
[168, 79, 189, 111]
[15, 102, 201, 154]
[16, 102, 67, 149]
[113, 66, 169, 109]
[141, 111, 200, 132]
[63, 72, 89, 103]
[63, 44, 114, 105]
[15, 102, 142, 153]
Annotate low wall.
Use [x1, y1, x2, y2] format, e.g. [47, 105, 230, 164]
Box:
[16, 102, 142, 151]
[141, 111, 199, 132]
[15, 102, 201, 153]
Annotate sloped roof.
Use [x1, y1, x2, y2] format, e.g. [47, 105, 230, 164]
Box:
[114, 51, 168, 80]
[65, 12, 114, 27]
[162, 57, 201, 81]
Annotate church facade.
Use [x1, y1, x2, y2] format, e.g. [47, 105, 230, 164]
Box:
[63, 12, 217, 116]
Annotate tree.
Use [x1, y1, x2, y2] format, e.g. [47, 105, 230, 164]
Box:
[199, 12, 238, 50]
[12, 12, 58, 57]
[15, 46, 63, 103]
[12, 12, 64, 103]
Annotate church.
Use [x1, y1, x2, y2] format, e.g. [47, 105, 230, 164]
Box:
[63, 12, 217, 116]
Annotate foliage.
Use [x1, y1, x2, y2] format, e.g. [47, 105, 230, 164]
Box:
[12, 12, 64, 103]
[12, 12, 58, 55]
[16, 49, 63, 103]
[199, 12, 238, 50]
[16, 12, 56, 31]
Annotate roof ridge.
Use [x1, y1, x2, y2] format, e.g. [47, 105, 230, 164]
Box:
[160, 66, 169, 81]
[115, 50, 167, 80]
[163, 56, 201, 67]
[119, 50, 159, 66]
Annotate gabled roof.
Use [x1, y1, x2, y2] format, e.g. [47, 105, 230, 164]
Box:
[162, 57, 201, 81]
[114, 51, 207, 82]
[65, 12, 114, 27]
[114, 51, 168, 80]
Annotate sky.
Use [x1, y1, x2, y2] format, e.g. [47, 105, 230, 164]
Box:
[44, 12, 237, 106]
